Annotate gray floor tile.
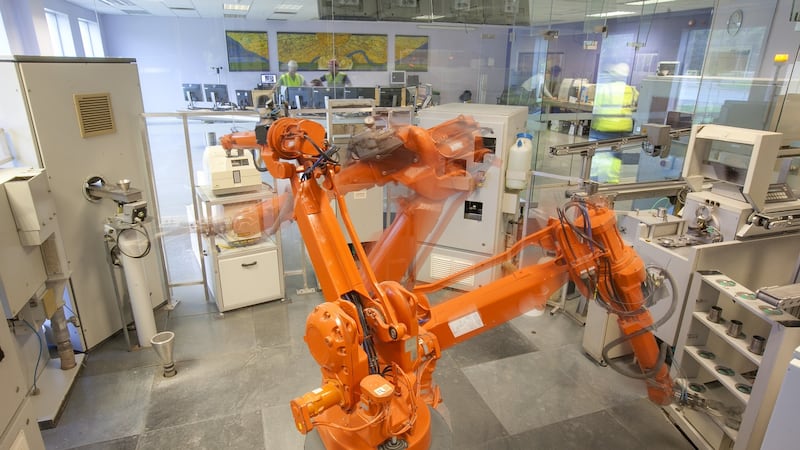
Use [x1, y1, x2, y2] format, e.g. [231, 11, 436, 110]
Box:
[435, 367, 510, 448]
[261, 404, 306, 450]
[69, 435, 139, 450]
[461, 348, 613, 434]
[508, 409, 644, 450]
[445, 322, 538, 369]
[509, 306, 584, 350]
[138, 410, 265, 450]
[80, 331, 161, 377]
[167, 306, 256, 361]
[607, 398, 694, 450]
[40, 367, 154, 450]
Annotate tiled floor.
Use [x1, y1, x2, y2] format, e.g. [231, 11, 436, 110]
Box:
[41, 275, 693, 450]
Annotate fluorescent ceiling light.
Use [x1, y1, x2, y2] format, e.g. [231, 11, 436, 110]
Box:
[417, 23, 477, 31]
[274, 4, 303, 14]
[414, 14, 446, 20]
[587, 11, 637, 18]
[625, 0, 676, 5]
[223, 3, 250, 12]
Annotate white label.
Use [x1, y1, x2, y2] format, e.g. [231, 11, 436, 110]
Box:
[353, 189, 367, 200]
[374, 384, 392, 396]
[312, 388, 323, 394]
[448, 311, 484, 338]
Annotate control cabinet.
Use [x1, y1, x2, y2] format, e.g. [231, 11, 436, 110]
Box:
[197, 185, 284, 312]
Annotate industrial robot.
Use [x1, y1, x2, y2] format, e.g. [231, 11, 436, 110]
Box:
[219, 115, 679, 449]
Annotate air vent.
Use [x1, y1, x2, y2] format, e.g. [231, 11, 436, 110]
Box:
[74, 93, 116, 138]
[224, 13, 247, 18]
[430, 254, 475, 287]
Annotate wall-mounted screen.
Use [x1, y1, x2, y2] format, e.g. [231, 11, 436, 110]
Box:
[260, 73, 277, 85]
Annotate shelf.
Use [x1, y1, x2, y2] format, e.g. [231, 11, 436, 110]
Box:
[214, 237, 277, 257]
[684, 345, 753, 404]
[677, 378, 741, 442]
[692, 311, 763, 366]
[698, 273, 796, 323]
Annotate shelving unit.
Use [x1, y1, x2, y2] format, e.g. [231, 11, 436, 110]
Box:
[196, 185, 284, 312]
[666, 271, 800, 450]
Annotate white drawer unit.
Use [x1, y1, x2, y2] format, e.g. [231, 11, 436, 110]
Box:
[665, 271, 800, 450]
[197, 185, 285, 312]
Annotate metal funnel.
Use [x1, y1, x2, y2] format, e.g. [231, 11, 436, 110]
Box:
[150, 331, 177, 377]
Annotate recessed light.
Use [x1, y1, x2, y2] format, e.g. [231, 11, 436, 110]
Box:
[223, 3, 250, 12]
[587, 11, 637, 18]
[625, 0, 676, 5]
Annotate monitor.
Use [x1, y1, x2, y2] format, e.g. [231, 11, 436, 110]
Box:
[285, 86, 312, 108]
[379, 87, 403, 107]
[260, 73, 277, 85]
[312, 87, 344, 108]
[235, 90, 253, 108]
[203, 84, 229, 104]
[344, 87, 376, 100]
[182, 83, 203, 102]
[406, 74, 420, 86]
[390, 70, 406, 85]
[657, 61, 680, 76]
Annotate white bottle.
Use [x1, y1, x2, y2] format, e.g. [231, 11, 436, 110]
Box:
[505, 132, 534, 190]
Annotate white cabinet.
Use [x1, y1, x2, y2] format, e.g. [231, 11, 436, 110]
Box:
[197, 185, 284, 312]
[665, 271, 800, 450]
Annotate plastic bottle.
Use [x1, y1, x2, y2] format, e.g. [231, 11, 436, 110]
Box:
[505, 132, 534, 190]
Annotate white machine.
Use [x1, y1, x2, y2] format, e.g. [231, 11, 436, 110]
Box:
[682, 124, 800, 241]
[415, 104, 529, 289]
[0, 56, 167, 350]
[203, 145, 262, 195]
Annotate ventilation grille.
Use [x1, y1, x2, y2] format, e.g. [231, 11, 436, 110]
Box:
[430, 254, 475, 287]
[74, 93, 116, 138]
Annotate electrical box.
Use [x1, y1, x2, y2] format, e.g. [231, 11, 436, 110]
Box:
[4, 169, 58, 246]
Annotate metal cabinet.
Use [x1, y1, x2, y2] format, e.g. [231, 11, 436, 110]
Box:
[665, 271, 800, 450]
[197, 185, 284, 312]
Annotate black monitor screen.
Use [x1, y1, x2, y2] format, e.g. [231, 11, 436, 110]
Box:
[203, 84, 229, 103]
[261, 73, 277, 85]
[182, 83, 203, 102]
[406, 74, 420, 86]
[235, 90, 253, 107]
[312, 87, 344, 108]
[379, 87, 403, 107]
[285, 86, 312, 108]
[344, 87, 376, 100]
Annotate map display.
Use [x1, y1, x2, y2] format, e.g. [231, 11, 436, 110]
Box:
[395, 35, 429, 72]
[277, 33, 388, 71]
[226, 31, 269, 71]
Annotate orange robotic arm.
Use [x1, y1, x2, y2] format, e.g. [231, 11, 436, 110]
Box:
[220, 117, 674, 450]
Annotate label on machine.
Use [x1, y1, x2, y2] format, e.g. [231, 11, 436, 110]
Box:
[448, 311, 484, 338]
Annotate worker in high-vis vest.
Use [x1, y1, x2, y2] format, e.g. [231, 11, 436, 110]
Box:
[323, 59, 352, 87]
[277, 60, 305, 87]
[590, 151, 622, 184]
[591, 62, 638, 140]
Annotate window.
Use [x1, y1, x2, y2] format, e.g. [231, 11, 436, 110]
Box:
[78, 18, 104, 57]
[0, 9, 10, 55]
[44, 9, 76, 56]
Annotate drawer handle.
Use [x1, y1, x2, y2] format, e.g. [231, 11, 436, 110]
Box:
[241, 261, 258, 268]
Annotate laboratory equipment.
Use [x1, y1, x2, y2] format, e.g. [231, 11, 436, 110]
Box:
[415, 104, 528, 289]
[0, 56, 167, 350]
[150, 331, 177, 377]
[202, 145, 262, 195]
[235, 89, 253, 108]
[682, 124, 800, 240]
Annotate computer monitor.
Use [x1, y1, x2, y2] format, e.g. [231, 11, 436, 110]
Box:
[657, 61, 680, 76]
[235, 90, 253, 108]
[285, 86, 312, 108]
[344, 87, 376, 100]
[203, 84, 229, 104]
[182, 83, 203, 102]
[390, 71, 406, 85]
[406, 74, 420, 86]
[379, 87, 403, 107]
[260, 73, 277, 85]
[312, 87, 344, 108]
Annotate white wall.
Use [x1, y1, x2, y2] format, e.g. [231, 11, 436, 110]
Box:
[98, 15, 511, 112]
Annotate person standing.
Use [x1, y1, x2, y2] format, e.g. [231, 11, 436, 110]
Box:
[277, 60, 305, 87]
[590, 62, 638, 140]
[323, 59, 351, 87]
